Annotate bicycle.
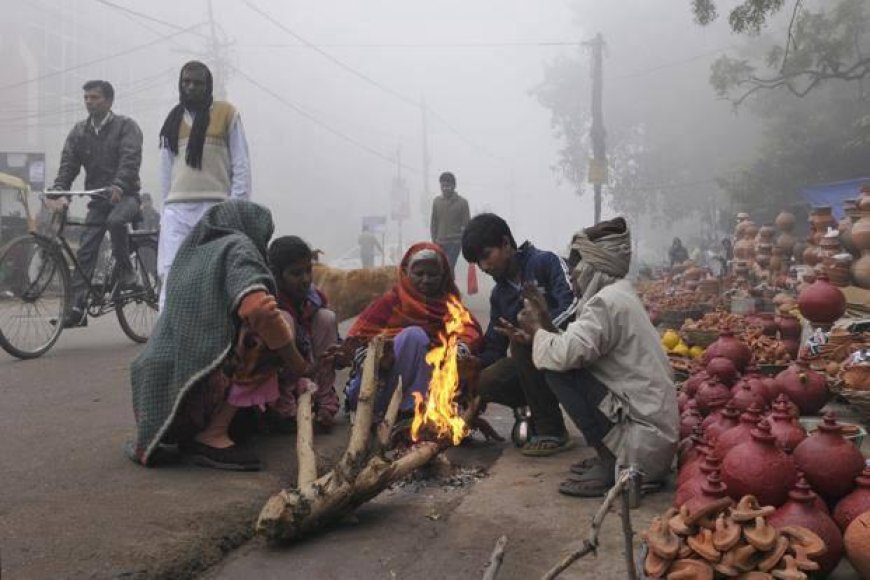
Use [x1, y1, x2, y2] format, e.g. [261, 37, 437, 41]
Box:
[0, 189, 160, 359]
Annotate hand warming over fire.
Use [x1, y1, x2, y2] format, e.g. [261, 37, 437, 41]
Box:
[495, 317, 532, 346]
[521, 283, 557, 332]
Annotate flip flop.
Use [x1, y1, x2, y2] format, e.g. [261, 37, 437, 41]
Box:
[569, 456, 601, 475]
[520, 435, 575, 457]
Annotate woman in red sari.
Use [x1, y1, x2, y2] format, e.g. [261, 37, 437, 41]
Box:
[340, 242, 482, 418]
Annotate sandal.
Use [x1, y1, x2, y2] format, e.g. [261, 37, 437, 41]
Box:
[520, 435, 575, 457]
[185, 441, 262, 472]
[569, 456, 601, 475]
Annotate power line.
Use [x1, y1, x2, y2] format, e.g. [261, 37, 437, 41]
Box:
[229, 64, 421, 174]
[94, 0, 211, 40]
[0, 23, 206, 93]
[237, 41, 584, 49]
[611, 46, 734, 80]
[242, 0, 505, 162]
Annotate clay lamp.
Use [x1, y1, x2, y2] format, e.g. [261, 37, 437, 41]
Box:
[771, 555, 809, 580]
[721, 419, 798, 508]
[644, 515, 681, 559]
[738, 573, 775, 580]
[687, 528, 722, 562]
[768, 475, 843, 575]
[793, 411, 865, 502]
[730, 495, 776, 524]
[705, 402, 741, 442]
[744, 516, 777, 551]
[684, 472, 733, 530]
[712, 513, 741, 552]
[767, 397, 806, 453]
[756, 535, 789, 573]
[669, 505, 697, 537]
[713, 550, 740, 577]
[778, 526, 826, 568]
[714, 403, 764, 459]
[666, 559, 714, 580]
[833, 461, 870, 531]
[731, 542, 763, 572]
[643, 547, 669, 578]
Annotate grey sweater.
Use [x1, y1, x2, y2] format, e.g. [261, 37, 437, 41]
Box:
[430, 193, 470, 244]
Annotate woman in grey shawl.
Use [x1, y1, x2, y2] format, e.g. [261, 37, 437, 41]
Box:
[129, 199, 308, 471]
[503, 217, 678, 497]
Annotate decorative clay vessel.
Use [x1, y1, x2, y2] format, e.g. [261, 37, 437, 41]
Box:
[793, 412, 865, 502]
[721, 419, 797, 507]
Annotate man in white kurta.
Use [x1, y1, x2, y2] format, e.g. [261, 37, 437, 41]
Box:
[514, 217, 678, 497]
[157, 61, 251, 310]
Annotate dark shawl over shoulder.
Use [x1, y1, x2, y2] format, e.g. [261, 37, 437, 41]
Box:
[130, 199, 275, 465]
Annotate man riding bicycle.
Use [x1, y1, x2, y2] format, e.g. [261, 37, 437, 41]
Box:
[48, 80, 144, 328]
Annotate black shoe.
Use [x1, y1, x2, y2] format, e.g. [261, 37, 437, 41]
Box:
[51, 307, 87, 328]
[185, 440, 262, 471]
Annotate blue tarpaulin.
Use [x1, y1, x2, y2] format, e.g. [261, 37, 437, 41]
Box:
[799, 178, 869, 219]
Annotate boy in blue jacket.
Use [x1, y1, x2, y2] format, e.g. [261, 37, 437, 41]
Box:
[461, 213, 578, 455]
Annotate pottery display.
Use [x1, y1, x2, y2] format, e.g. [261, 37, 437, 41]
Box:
[775, 314, 801, 340]
[833, 462, 870, 531]
[793, 412, 865, 502]
[695, 378, 732, 416]
[721, 419, 797, 507]
[705, 331, 752, 372]
[797, 272, 846, 329]
[844, 510, 870, 578]
[714, 404, 764, 459]
[767, 395, 806, 453]
[768, 475, 844, 575]
[704, 402, 741, 442]
[773, 360, 829, 416]
[706, 357, 738, 386]
[680, 406, 702, 440]
[674, 453, 723, 507]
[852, 250, 870, 289]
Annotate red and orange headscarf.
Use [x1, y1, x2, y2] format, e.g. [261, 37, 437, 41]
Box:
[349, 242, 482, 350]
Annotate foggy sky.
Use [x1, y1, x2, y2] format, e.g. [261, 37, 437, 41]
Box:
[0, 0, 762, 263]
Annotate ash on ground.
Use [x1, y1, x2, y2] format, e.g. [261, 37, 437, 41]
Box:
[388, 457, 488, 494]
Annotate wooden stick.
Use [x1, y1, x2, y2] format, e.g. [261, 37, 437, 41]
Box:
[482, 535, 508, 580]
[620, 478, 638, 580]
[295, 387, 317, 487]
[540, 472, 631, 580]
[342, 336, 383, 469]
[376, 376, 404, 449]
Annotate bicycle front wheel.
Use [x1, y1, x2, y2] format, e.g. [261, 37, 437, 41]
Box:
[0, 236, 70, 359]
[116, 237, 159, 343]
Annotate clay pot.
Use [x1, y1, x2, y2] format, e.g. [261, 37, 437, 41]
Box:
[674, 453, 723, 507]
[760, 375, 780, 403]
[695, 378, 732, 416]
[683, 371, 709, 398]
[768, 475, 844, 575]
[714, 404, 764, 459]
[678, 425, 710, 468]
[844, 510, 870, 578]
[701, 399, 728, 431]
[677, 390, 690, 414]
[775, 314, 802, 340]
[833, 463, 870, 531]
[810, 206, 837, 232]
[706, 357, 738, 387]
[704, 402, 741, 442]
[798, 272, 846, 328]
[707, 331, 752, 372]
[775, 210, 796, 232]
[730, 381, 765, 413]
[840, 219, 859, 256]
[852, 250, 870, 289]
[802, 241, 820, 266]
[721, 419, 797, 507]
[767, 395, 806, 453]
[793, 412, 865, 503]
[780, 338, 800, 361]
[774, 360, 829, 416]
[680, 406, 702, 440]
[854, 215, 870, 251]
[683, 470, 731, 516]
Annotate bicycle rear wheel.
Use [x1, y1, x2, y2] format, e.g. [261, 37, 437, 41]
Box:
[116, 237, 159, 343]
[0, 236, 70, 359]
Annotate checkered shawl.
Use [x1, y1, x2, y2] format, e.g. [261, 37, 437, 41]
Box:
[129, 200, 276, 465]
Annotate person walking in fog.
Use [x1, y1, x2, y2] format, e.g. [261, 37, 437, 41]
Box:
[157, 61, 251, 310]
[49, 79, 143, 328]
[430, 171, 470, 273]
[358, 225, 382, 268]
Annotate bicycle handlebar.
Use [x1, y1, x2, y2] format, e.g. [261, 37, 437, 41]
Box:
[40, 188, 110, 199]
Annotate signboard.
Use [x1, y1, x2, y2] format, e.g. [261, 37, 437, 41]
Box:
[587, 157, 609, 185]
[0, 152, 45, 192]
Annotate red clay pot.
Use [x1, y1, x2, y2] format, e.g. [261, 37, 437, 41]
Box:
[680, 407, 702, 440]
[775, 313, 802, 340]
[714, 404, 764, 459]
[677, 390, 690, 414]
[704, 401, 741, 443]
[674, 453, 723, 507]
[721, 419, 797, 507]
[768, 475, 844, 575]
[707, 331, 752, 372]
[701, 399, 728, 431]
[706, 357, 739, 386]
[774, 360, 829, 415]
[683, 470, 732, 516]
[793, 412, 865, 503]
[730, 380, 766, 413]
[767, 394, 806, 453]
[833, 463, 870, 531]
[844, 510, 870, 578]
[798, 272, 846, 328]
[696, 378, 732, 415]
[683, 371, 709, 398]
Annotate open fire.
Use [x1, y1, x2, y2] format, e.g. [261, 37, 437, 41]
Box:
[411, 295, 473, 446]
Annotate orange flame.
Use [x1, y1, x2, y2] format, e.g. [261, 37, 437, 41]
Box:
[411, 295, 473, 446]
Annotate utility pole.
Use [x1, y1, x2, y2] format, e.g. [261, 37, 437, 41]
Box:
[420, 97, 431, 230]
[585, 33, 607, 225]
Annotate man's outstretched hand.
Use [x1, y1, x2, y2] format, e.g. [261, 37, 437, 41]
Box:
[494, 317, 532, 346]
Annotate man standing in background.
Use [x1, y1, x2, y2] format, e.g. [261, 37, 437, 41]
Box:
[158, 60, 251, 309]
[50, 80, 143, 327]
[358, 224, 382, 268]
[430, 171, 470, 273]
